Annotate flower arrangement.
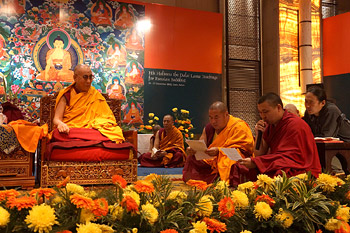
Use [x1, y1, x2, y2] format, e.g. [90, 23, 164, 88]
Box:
[138, 112, 160, 134]
[2, 172, 350, 232]
[172, 107, 194, 140]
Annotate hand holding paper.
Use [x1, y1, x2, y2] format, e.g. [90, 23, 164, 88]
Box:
[221, 148, 243, 161]
[186, 139, 213, 160]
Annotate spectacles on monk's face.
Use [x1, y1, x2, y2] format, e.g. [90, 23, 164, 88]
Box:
[78, 74, 94, 81]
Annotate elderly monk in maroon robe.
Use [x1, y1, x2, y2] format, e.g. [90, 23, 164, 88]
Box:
[183, 101, 255, 184]
[237, 93, 321, 185]
[138, 115, 186, 167]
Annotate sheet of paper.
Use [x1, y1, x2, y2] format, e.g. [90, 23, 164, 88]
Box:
[186, 140, 212, 160]
[221, 148, 242, 161]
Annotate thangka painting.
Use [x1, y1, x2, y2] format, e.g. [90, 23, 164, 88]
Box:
[0, 0, 145, 125]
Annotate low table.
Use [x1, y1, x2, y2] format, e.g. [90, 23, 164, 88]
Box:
[316, 141, 350, 175]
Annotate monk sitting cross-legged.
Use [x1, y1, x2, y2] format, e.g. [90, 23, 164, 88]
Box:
[138, 115, 186, 168]
[237, 93, 321, 184]
[51, 64, 126, 152]
[182, 101, 255, 184]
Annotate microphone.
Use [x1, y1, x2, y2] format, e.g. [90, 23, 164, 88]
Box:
[255, 130, 262, 150]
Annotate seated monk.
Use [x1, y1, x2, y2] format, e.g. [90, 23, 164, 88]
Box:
[138, 115, 186, 168]
[183, 101, 255, 184]
[53, 64, 124, 144]
[237, 93, 321, 185]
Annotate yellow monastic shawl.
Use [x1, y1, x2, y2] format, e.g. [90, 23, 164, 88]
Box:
[205, 115, 254, 181]
[55, 84, 124, 143]
[159, 126, 186, 165]
[9, 120, 48, 153]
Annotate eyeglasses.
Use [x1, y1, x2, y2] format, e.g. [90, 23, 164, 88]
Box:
[78, 74, 94, 80]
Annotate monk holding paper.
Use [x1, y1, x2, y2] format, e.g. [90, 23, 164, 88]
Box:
[237, 93, 321, 182]
[182, 101, 254, 184]
[138, 115, 186, 167]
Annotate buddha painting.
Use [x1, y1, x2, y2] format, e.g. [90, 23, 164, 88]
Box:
[91, 0, 112, 26]
[38, 35, 74, 82]
[114, 5, 134, 30]
[108, 77, 126, 100]
[125, 28, 144, 50]
[125, 62, 143, 85]
[123, 102, 143, 124]
[105, 43, 126, 68]
[0, 34, 9, 60]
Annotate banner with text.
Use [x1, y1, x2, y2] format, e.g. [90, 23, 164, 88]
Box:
[144, 68, 222, 133]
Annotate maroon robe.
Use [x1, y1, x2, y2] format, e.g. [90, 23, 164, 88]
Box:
[138, 128, 185, 168]
[253, 111, 321, 178]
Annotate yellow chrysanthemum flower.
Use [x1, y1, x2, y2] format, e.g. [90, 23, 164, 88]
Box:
[141, 203, 158, 225]
[109, 204, 123, 221]
[123, 190, 140, 206]
[168, 191, 187, 204]
[295, 173, 307, 181]
[66, 183, 85, 195]
[127, 228, 138, 233]
[254, 202, 273, 221]
[149, 120, 153, 124]
[275, 208, 294, 228]
[189, 220, 207, 233]
[172, 108, 178, 112]
[154, 116, 159, 121]
[256, 174, 274, 190]
[84, 191, 97, 199]
[231, 190, 249, 208]
[0, 206, 10, 227]
[215, 180, 229, 193]
[25, 204, 58, 233]
[325, 218, 341, 231]
[336, 205, 350, 222]
[181, 109, 186, 114]
[80, 208, 95, 223]
[237, 181, 255, 194]
[77, 222, 102, 233]
[144, 173, 159, 182]
[149, 113, 154, 118]
[196, 195, 213, 217]
[316, 173, 339, 192]
[190, 133, 194, 138]
[240, 231, 252, 233]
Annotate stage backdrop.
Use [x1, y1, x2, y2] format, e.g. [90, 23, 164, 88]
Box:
[0, 0, 222, 132]
[323, 12, 350, 118]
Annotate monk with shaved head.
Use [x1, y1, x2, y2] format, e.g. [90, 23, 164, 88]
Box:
[183, 101, 254, 184]
[52, 64, 124, 143]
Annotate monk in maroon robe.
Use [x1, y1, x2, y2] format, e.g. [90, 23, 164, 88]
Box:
[138, 115, 186, 168]
[236, 92, 321, 185]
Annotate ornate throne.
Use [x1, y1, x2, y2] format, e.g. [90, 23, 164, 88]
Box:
[39, 93, 138, 187]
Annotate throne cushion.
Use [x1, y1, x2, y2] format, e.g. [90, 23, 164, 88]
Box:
[46, 128, 135, 161]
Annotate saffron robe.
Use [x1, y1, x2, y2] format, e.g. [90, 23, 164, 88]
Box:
[9, 120, 48, 153]
[55, 84, 124, 143]
[183, 115, 254, 183]
[252, 111, 321, 177]
[139, 126, 186, 167]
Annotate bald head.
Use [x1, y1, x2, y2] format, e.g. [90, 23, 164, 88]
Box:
[73, 64, 93, 92]
[285, 103, 300, 117]
[209, 101, 227, 113]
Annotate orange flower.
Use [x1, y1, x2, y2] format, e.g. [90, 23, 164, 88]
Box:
[30, 188, 56, 199]
[203, 217, 227, 233]
[316, 230, 322, 233]
[121, 196, 139, 213]
[145, 125, 152, 130]
[186, 180, 209, 191]
[112, 175, 127, 188]
[185, 134, 189, 138]
[335, 221, 350, 233]
[7, 196, 37, 211]
[253, 182, 259, 190]
[0, 189, 20, 201]
[134, 180, 155, 193]
[255, 194, 275, 207]
[140, 125, 145, 128]
[218, 197, 235, 218]
[70, 194, 94, 209]
[160, 230, 179, 233]
[57, 176, 70, 188]
[91, 198, 108, 217]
